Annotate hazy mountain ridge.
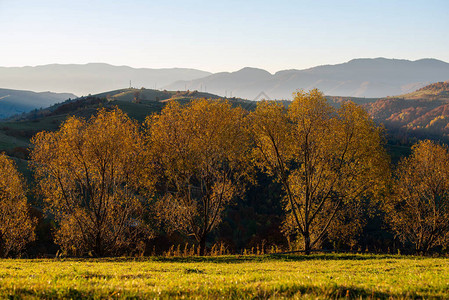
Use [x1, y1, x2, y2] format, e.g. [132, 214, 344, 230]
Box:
[2, 58, 448, 101]
[0, 63, 212, 96]
[165, 58, 449, 99]
[3, 60, 449, 139]
[0, 88, 77, 119]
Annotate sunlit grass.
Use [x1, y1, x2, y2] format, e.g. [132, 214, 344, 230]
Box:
[1, 254, 448, 299]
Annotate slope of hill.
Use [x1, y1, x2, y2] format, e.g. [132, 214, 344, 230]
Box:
[399, 81, 449, 100]
[365, 81, 449, 138]
[165, 58, 449, 99]
[0, 88, 256, 156]
[4, 82, 449, 164]
[0, 88, 76, 119]
[0, 63, 211, 96]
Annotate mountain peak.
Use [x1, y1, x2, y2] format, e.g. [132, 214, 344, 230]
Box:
[166, 58, 449, 99]
[345, 57, 449, 66]
[346, 57, 411, 65]
[234, 67, 272, 76]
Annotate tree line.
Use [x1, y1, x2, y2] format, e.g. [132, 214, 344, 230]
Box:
[1, 89, 448, 257]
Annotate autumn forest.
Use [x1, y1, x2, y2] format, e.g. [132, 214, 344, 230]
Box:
[2, 89, 449, 258]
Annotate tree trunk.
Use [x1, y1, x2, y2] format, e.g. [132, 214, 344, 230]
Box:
[199, 236, 206, 256]
[95, 232, 103, 257]
[0, 235, 5, 258]
[304, 231, 311, 255]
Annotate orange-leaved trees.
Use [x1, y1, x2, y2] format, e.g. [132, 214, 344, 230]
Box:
[386, 140, 449, 254]
[31, 108, 154, 256]
[146, 99, 252, 255]
[0, 153, 35, 257]
[251, 89, 389, 254]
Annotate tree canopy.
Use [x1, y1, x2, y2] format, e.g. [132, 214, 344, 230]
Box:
[31, 108, 153, 256]
[0, 153, 35, 257]
[386, 140, 449, 254]
[251, 89, 389, 253]
[146, 99, 252, 255]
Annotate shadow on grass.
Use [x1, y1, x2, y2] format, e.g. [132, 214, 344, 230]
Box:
[6, 284, 420, 299]
[49, 253, 415, 264]
[146, 253, 412, 264]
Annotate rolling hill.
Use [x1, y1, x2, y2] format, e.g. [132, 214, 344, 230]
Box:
[0, 88, 255, 156]
[165, 58, 449, 99]
[0, 63, 211, 96]
[3, 81, 449, 166]
[0, 88, 76, 119]
[365, 81, 449, 138]
[398, 81, 449, 100]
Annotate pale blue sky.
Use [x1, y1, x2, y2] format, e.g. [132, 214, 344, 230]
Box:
[0, 0, 447, 73]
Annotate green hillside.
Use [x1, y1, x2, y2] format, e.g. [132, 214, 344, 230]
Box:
[0, 88, 254, 156]
[399, 81, 449, 100]
[4, 84, 445, 169]
[364, 81, 449, 143]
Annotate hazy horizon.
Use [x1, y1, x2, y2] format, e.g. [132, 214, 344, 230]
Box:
[1, 0, 448, 73]
[2, 57, 449, 99]
[1, 57, 448, 75]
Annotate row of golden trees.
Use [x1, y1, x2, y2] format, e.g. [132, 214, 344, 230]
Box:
[1, 89, 449, 256]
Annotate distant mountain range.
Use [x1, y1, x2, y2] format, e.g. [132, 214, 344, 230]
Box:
[1, 58, 449, 100]
[0, 63, 212, 96]
[1, 58, 449, 120]
[166, 58, 449, 99]
[0, 88, 76, 119]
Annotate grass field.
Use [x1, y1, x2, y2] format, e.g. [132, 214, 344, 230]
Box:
[1, 254, 448, 299]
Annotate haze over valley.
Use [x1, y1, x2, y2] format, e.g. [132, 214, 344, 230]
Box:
[0, 63, 211, 97]
[167, 58, 449, 99]
[1, 57, 449, 119]
[2, 58, 449, 99]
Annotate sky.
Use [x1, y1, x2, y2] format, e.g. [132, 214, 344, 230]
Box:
[0, 0, 448, 73]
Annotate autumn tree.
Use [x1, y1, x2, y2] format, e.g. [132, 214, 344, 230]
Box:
[31, 108, 153, 256]
[251, 89, 389, 254]
[386, 140, 449, 254]
[146, 99, 252, 255]
[0, 153, 35, 257]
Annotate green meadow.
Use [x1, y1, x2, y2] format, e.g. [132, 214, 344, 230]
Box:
[1, 254, 448, 299]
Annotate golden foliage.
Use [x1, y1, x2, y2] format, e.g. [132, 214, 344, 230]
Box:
[386, 140, 449, 253]
[146, 99, 252, 254]
[31, 108, 153, 256]
[251, 89, 389, 253]
[0, 153, 35, 257]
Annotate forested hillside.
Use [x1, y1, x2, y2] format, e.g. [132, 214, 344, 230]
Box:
[365, 81, 449, 140]
[2, 84, 449, 257]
